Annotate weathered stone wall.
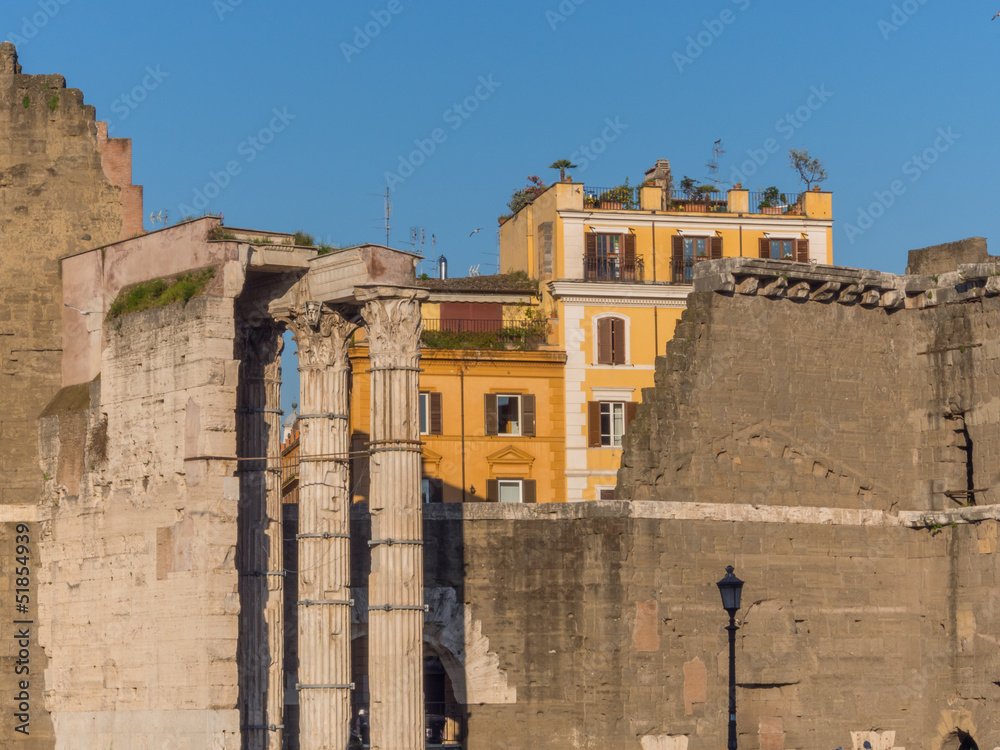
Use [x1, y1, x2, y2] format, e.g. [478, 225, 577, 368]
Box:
[37, 297, 242, 749]
[0, 42, 140, 747]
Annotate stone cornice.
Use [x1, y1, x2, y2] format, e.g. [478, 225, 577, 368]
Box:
[693, 257, 1000, 310]
[559, 210, 834, 230]
[548, 280, 691, 308]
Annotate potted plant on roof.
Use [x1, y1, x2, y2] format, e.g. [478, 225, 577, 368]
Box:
[758, 186, 784, 215]
[599, 179, 633, 210]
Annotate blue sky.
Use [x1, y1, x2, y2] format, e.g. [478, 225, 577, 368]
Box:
[7, 0, 1000, 412]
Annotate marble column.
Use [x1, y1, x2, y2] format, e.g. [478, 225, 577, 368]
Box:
[236, 323, 285, 749]
[360, 289, 427, 750]
[286, 307, 355, 750]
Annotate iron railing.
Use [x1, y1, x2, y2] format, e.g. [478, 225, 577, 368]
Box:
[668, 189, 727, 212]
[748, 190, 802, 215]
[671, 258, 698, 284]
[420, 318, 547, 350]
[584, 254, 644, 283]
[582, 185, 640, 210]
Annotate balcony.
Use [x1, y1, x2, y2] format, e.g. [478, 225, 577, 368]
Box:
[584, 254, 644, 283]
[420, 318, 548, 350]
[582, 185, 641, 210]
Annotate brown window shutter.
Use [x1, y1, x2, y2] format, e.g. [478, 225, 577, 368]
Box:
[611, 317, 625, 365]
[625, 402, 637, 430]
[585, 232, 597, 258]
[597, 318, 612, 365]
[521, 394, 536, 437]
[672, 235, 684, 281]
[588, 402, 601, 448]
[523, 480, 537, 504]
[796, 238, 810, 263]
[759, 238, 770, 259]
[429, 392, 443, 434]
[484, 393, 498, 436]
[487, 479, 499, 503]
[623, 233, 636, 263]
[711, 236, 723, 260]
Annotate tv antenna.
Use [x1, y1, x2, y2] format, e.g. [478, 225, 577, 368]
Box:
[706, 139, 726, 189]
[149, 210, 168, 228]
[368, 190, 391, 245]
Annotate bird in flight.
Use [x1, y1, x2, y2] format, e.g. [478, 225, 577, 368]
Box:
[469, 228, 483, 236]
[64, 304, 98, 315]
[994, 10, 1000, 19]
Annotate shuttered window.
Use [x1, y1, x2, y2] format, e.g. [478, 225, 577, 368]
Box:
[588, 401, 638, 448]
[484, 394, 535, 437]
[486, 478, 536, 503]
[759, 238, 810, 262]
[672, 235, 722, 282]
[419, 392, 443, 435]
[596, 317, 625, 365]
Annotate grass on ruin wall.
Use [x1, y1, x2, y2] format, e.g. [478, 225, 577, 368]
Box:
[107, 267, 216, 320]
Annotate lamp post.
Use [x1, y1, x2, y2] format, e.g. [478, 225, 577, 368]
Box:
[717, 565, 744, 750]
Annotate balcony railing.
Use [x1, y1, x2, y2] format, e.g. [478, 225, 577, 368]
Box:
[584, 254, 644, 282]
[420, 318, 547, 350]
[748, 190, 803, 215]
[582, 185, 640, 210]
[669, 189, 727, 213]
[671, 258, 698, 284]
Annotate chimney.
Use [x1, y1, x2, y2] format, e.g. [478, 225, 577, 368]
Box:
[438, 255, 448, 280]
[644, 158, 672, 210]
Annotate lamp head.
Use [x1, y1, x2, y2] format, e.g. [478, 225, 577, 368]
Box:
[717, 565, 744, 613]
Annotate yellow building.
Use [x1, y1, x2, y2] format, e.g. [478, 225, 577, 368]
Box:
[499, 161, 834, 501]
[348, 274, 567, 504]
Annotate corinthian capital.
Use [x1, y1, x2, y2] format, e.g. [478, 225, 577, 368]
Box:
[279, 305, 355, 369]
[359, 289, 427, 362]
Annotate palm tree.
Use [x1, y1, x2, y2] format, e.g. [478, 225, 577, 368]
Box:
[549, 159, 578, 182]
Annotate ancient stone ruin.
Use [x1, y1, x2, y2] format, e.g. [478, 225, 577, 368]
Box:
[2, 42, 999, 750]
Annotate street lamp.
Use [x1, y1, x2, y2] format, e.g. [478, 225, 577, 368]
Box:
[717, 565, 744, 750]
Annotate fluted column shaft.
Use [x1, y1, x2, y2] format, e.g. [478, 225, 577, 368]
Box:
[237, 324, 284, 750]
[289, 310, 355, 750]
[362, 292, 426, 750]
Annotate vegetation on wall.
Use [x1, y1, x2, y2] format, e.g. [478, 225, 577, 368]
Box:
[107, 267, 216, 319]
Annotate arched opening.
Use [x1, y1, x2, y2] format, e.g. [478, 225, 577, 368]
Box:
[943, 730, 979, 750]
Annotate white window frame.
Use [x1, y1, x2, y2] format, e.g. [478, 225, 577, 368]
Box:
[496, 394, 522, 436]
[498, 478, 523, 504]
[592, 312, 631, 367]
[419, 392, 430, 435]
[599, 402, 627, 448]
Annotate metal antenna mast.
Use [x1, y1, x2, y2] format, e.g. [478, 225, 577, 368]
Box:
[369, 190, 391, 245]
[706, 139, 726, 188]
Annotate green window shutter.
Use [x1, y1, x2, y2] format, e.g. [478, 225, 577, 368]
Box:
[611, 317, 625, 365]
[430, 392, 443, 434]
[523, 480, 537, 504]
[796, 238, 810, 263]
[521, 394, 536, 437]
[487, 479, 499, 502]
[484, 393, 498, 436]
[711, 236, 723, 260]
[597, 318, 612, 364]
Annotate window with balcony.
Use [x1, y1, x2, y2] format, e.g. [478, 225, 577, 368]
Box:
[758, 237, 810, 262]
[484, 393, 536, 437]
[671, 235, 722, 283]
[585, 232, 643, 282]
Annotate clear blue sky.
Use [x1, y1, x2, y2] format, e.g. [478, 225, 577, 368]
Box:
[8, 0, 1000, 412]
